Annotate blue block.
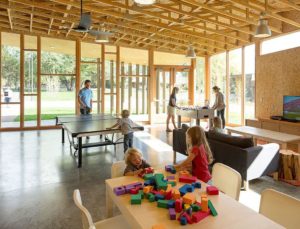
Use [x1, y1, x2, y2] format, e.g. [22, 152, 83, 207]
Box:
[179, 184, 194, 196]
[170, 168, 176, 174]
[192, 182, 201, 189]
[155, 194, 165, 201]
[186, 207, 193, 216]
[186, 185, 194, 192]
[180, 216, 188, 225]
[167, 200, 175, 209]
[144, 180, 152, 186]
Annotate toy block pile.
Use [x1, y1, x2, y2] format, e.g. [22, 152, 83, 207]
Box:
[113, 166, 219, 226]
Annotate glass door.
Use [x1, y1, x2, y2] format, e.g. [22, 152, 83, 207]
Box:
[155, 68, 171, 114]
[175, 68, 189, 106]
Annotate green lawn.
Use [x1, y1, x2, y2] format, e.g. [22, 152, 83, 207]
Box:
[14, 114, 72, 121]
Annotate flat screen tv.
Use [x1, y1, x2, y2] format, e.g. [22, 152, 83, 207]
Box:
[283, 96, 300, 121]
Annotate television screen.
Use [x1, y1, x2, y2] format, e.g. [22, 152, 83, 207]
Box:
[283, 96, 300, 121]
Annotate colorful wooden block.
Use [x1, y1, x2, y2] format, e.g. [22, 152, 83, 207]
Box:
[186, 206, 193, 216]
[179, 184, 194, 196]
[152, 224, 166, 229]
[139, 190, 144, 199]
[191, 204, 201, 212]
[167, 180, 176, 187]
[154, 174, 168, 190]
[206, 186, 219, 195]
[179, 175, 197, 183]
[166, 175, 175, 180]
[124, 182, 143, 193]
[192, 210, 210, 223]
[145, 167, 154, 174]
[148, 193, 155, 202]
[165, 165, 173, 172]
[184, 204, 191, 210]
[192, 182, 201, 189]
[113, 186, 126, 196]
[172, 189, 181, 200]
[167, 200, 175, 208]
[175, 199, 183, 213]
[157, 199, 169, 208]
[179, 170, 190, 177]
[143, 186, 153, 194]
[180, 216, 187, 225]
[178, 212, 192, 224]
[144, 173, 155, 181]
[208, 200, 218, 216]
[165, 191, 172, 200]
[155, 194, 165, 201]
[131, 194, 141, 205]
[169, 208, 176, 220]
[183, 193, 196, 205]
[129, 188, 139, 194]
[201, 194, 209, 212]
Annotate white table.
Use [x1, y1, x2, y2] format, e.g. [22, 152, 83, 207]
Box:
[105, 173, 283, 229]
[227, 126, 300, 152]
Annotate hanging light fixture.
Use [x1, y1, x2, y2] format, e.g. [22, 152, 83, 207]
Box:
[186, 45, 196, 58]
[255, 13, 272, 38]
[95, 33, 109, 43]
[134, 0, 156, 5]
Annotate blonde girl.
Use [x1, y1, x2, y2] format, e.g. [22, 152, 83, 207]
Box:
[123, 148, 151, 176]
[166, 87, 179, 132]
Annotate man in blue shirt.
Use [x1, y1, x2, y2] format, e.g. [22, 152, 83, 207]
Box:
[78, 79, 93, 115]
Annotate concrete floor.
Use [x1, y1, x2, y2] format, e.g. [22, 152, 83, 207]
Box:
[0, 125, 299, 229]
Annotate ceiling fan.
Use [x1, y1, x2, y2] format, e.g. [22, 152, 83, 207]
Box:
[61, 0, 114, 41]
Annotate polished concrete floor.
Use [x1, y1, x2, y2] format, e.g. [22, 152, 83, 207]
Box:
[0, 125, 299, 229]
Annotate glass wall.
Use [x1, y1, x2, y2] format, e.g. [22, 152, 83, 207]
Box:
[156, 69, 170, 113]
[228, 48, 242, 125]
[175, 69, 189, 106]
[195, 57, 205, 106]
[244, 45, 255, 120]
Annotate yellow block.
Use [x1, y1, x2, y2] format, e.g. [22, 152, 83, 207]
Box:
[183, 193, 196, 205]
[143, 186, 153, 194]
[184, 204, 191, 210]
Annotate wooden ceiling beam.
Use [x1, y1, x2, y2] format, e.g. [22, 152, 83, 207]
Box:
[30, 13, 33, 32]
[7, 8, 13, 30]
[274, 0, 300, 11]
[48, 18, 54, 35]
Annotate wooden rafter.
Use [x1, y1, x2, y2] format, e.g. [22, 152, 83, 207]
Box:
[7, 8, 13, 30]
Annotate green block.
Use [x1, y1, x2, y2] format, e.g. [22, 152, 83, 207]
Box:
[157, 199, 169, 209]
[208, 200, 218, 216]
[143, 173, 154, 180]
[131, 194, 142, 205]
[148, 193, 155, 202]
[154, 174, 168, 190]
[139, 190, 144, 199]
[191, 204, 201, 212]
[167, 181, 176, 187]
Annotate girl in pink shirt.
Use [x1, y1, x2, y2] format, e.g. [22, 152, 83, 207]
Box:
[174, 126, 214, 183]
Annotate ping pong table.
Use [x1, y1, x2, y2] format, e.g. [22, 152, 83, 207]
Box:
[56, 114, 144, 168]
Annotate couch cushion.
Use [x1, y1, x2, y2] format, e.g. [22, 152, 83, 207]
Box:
[181, 124, 189, 131]
[207, 130, 254, 149]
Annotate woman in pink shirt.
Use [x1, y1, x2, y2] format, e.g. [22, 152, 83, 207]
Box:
[174, 126, 214, 183]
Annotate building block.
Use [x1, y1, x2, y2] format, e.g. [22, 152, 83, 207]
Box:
[175, 199, 183, 213]
[167, 200, 175, 209]
[129, 188, 139, 194]
[170, 167, 176, 174]
[148, 193, 155, 202]
[179, 170, 190, 177]
[208, 200, 218, 217]
[143, 186, 153, 194]
[113, 186, 126, 196]
[201, 194, 209, 212]
[165, 165, 173, 172]
[165, 191, 173, 200]
[191, 204, 201, 212]
[166, 175, 175, 180]
[184, 204, 191, 210]
[179, 184, 194, 196]
[178, 212, 192, 224]
[169, 208, 176, 220]
[159, 189, 166, 196]
[180, 216, 188, 225]
[152, 224, 166, 229]
[166, 184, 172, 193]
[183, 193, 196, 205]
[157, 199, 169, 208]
[192, 210, 211, 223]
[186, 206, 193, 216]
[172, 189, 181, 200]
[186, 185, 194, 192]
[206, 186, 219, 195]
[192, 182, 201, 189]
[155, 193, 165, 201]
[144, 180, 152, 186]
[154, 174, 168, 190]
[130, 194, 141, 205]
[144, 174, 155, 181]
[151, 190, 161, 195]
[145, 167, 154, 174]
[139, 190, 144, 199]
[167, 180, 176, 187]
[179, 175, 197, 184]
[124, 182, 143, 193]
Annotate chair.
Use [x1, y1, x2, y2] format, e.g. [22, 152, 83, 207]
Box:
[259, 189, 300, 229]
[111, 161, 126, 178]
[73, 189, 130, 229]
[212, 163, 242, 201]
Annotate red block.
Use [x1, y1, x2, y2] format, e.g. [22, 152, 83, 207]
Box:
[129, 188, 139, 194]
[144, 167, 154, 174]
[178, 212, 193, 224]
[165, 191, 172, 200]
[192, 210, 211, 223]
[151, 190, 161, 195]
[206, 186, 219, 195]
[175, 199, 183, 213]
[179, 175, 197, 183]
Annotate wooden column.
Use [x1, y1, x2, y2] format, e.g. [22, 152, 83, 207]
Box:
[37, 36, 41, 127]
[116, 46, 120, 115]
[75, 39, 81, 115]
[128, 63, 132, 113]
[241, 47, 245, 125]
[20, 34, 24, 128]
[189, 58, 196, 105]
[136, 64, 140, 114]
[0, 32, 2, 128]
[110, 60, 114, 114]
[148, 48, 155, 124]
[225, 51, 229, 125]
[101, 44, 105, 112]
[97, 58, 101, 113]
[255, 41, 260, 119]
[121, 62, 125, 111]
[205, 56, 210, 101]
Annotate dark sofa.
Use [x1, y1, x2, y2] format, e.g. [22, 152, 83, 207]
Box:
[173, 126, 280, 185]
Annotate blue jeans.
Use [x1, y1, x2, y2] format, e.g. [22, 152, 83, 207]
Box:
[217, 109, 225, 129]
[123, 132, 133, 153]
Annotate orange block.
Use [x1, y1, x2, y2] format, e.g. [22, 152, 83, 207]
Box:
[183, 193, 196, 205]
[201, 194, 209, 212]
[152, 224, 166, 229]
[179, 170, 191, 177]
[143, 186, 153, 194]
[172, 189, 181, 200]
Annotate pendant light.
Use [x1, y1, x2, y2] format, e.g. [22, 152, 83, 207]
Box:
[95, 34, 109, 43]
[255, 13, 272, 38]
[186, 45, 196, 58]
[134, 0, 156, 5]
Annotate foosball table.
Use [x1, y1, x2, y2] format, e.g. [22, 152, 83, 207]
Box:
[176, 106, 214, 128]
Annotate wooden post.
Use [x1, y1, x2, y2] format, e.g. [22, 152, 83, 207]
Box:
[97, 58, 101, 113]
[205, 56, 210, 101]
[142, 65, 146, 114]
[148, 48, 155, 124]
[189, 58, 196, 105]
[121, 62, 125, 111]
[101, 44, 105, 113]
[241, 46, 245, 125]
[37, 36, 41, 127]
[225, 51, 229, 126]
[0, 32, 2, 128]
[128, 63, 132, 113]
[20, 34, 24, 128]
[75, 39, 81, 115]
[116, 46, 120, 115]
[110, 60, 114, 114]
[136, 64, 140, 114]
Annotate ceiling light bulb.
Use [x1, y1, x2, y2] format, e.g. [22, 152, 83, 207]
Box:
[134, 0, 156, 5]
[186, 45, 196, 58]
[95, 34, 109, 43]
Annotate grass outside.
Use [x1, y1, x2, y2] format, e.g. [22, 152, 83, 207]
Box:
[14, 114, 72, 121]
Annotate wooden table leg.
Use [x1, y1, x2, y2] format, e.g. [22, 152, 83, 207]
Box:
[106, 183, 113, 218]
[78, 137, 82, 168]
